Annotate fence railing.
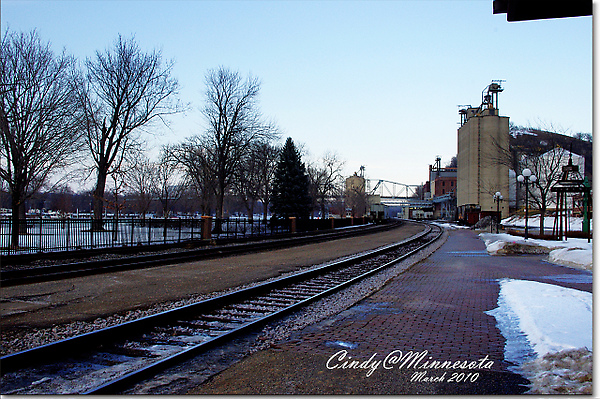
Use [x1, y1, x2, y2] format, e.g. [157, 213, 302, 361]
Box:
[0, 216, 371, 256]
[0, 217, 290, 255]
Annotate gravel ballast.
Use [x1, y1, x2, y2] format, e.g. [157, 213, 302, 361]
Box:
[1, 223, 426, 356]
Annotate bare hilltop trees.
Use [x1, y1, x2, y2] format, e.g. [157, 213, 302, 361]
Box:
[77, 35, 183, 229]
[0, 29, 84, 248]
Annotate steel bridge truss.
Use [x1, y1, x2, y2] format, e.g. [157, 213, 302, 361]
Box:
[367, 179, 420, 200]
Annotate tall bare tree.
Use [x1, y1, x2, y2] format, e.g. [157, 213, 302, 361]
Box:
[491, 123, 591, 232]
[308, 151, 345, 218]
[123, 151, 155, 221]
[201, 67, 278, 219]
[78, 35, 182, 229]
[522, 147, 583, 234]
[232, 141, 280, 220]
[152, 146, 187, 218]
[151, 147, 187, 240]
[171, 136, 217, 216]
[255, 141, 280, 221]
[0, 29, 84, 248]
[232, 144, 261, 220]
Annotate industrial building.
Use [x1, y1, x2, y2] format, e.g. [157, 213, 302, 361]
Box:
[344, 171, 368, 218]
[427, 157, 457, 220]
[347, 81, 590, 226]
[457, 82, 510, 223]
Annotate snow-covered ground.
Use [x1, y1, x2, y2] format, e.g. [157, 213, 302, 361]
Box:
[486, 279, 592, 394]
[501, 215, 592, 233]
[479, 232, 592, 271]
[430, 221, 469, 230]
[481, 217, 593, 393]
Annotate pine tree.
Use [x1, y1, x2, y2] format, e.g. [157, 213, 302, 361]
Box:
[270, 137, 312, 219]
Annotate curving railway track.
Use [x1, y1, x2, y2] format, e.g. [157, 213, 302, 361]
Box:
[1, 222, 443, 395]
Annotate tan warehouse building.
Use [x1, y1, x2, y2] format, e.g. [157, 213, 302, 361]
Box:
[457, 82, 510, 221]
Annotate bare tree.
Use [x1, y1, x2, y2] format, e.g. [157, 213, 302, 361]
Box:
[107, 168, 127, 217]
[201, 67, 278, 219]
[521, 147, 581, 234]
[123, 151, 155, 221]
[0, 29, 84, 248]
[151, 147, 186, 240]
[491, 123, 592, 212]
[78, 35, 182, 229]
[232, 141, 280, 220]
[574, 132, 592, 142]
[232, 145, 261, 220]
[171, 136, 217, 216]
[151, 146, 187, 219]
[255, 141, 280, 221]
[307, 151, 345, 218]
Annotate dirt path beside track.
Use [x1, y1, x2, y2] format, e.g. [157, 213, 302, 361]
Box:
[1, 223, 425, 330]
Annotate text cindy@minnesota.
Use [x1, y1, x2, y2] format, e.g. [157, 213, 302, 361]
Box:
[326, 350, 494, 380]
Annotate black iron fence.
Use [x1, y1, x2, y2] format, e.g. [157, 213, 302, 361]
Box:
[0, 216, 372, 255]
[0, 217, 289, 255]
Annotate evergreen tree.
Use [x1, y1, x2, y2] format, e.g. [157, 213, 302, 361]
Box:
[271, 137, 311, 219]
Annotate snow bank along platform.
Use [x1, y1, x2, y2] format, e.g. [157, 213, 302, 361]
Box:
[193, 228, 592, 395]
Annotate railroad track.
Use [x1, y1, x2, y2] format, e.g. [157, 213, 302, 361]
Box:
[1, 221, 401, 287]
[1, 222, 443, 395]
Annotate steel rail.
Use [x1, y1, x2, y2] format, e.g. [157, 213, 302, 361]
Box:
[1, 222, 443, 395]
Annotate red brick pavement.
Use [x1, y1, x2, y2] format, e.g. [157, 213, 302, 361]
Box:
[195, 229, 592, 394]
[281, 228, 592, 371]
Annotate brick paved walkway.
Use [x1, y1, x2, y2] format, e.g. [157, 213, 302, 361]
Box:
[195, 228, 592, 395]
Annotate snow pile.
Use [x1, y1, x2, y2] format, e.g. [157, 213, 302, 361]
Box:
[479, 233, 551, 255]
[479, 233, 592, 270]
[521, 348, 592, 394]
[547, 247, 593, 270]
[431, 222, 469, 230]
[486, 279, 592, 394]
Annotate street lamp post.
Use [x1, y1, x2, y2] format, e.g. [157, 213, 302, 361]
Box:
[493, 191, 503, 234]
[517, 168, 537, 240]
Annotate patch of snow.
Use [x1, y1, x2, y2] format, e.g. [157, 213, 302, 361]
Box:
[483, 238, 510, 254]
[501, 215, 592, 232]
[486, 279, 592, 394]
[479, 233, 592, 270]
[495, 279, 591, 356]
[510, 128, 538, 138]
[548, 247, 593, 271]
[430, 222, 469, 230]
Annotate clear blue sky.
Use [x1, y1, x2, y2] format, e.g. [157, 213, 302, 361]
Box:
[2, 0, 592, 187]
